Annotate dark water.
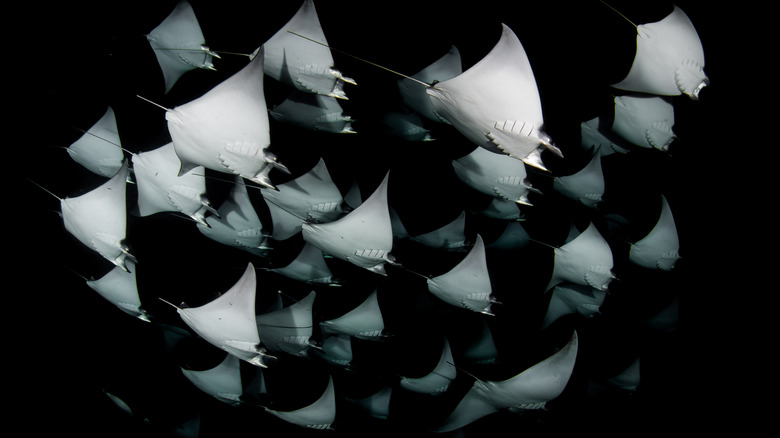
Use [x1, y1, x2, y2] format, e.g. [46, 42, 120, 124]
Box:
[18, 0, 736, 436]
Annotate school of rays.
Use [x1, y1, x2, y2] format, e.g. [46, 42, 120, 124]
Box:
[27, 1, 712, 436]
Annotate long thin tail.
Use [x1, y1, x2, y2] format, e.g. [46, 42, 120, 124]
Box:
[286, 31, 433, 88]
[599, 0, 637, 28]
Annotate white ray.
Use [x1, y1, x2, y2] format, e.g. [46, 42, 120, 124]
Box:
[546, 222, 614, 292]
[436, 331, 578, 432]
[427, 235, 496, 315]
[85, 259, 149, 322]
[612, 95, 676, 151]
[629, 195, 681, 271]
[66, 106, 125, 178]
[146, 0, 217, 93]
[61, 162, 134, 271]
[452, 146, 537, 206]
[132, 142, 216, 226]
[612, 5, 708, 99]
[165, 46, 290, 190]
[302, 172, 394, 275]
[426, 24, 561, 171]
[176, 263, 269, 367]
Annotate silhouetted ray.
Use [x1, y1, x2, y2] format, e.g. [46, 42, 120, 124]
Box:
[629, 195, 680, 271]
[180, 353, 243, 405]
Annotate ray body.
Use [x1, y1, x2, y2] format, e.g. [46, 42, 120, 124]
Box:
[176, 263, 268, 367]
[398, 45, 462, 122]
[487, 221, 532, 250]
[452, 146, 537, 206]
[180, 353, 244, 405]
[132, 142, 216, 226]
[265, 375, 336, 429]
[255, 291, 316, 357]
[436, 332, 578, 432]
[262, 0, 355, 99]
[267, 242, 336, 285]
[477, 198, 524, 221]
[580, 117, 631, 156]
[61, 163, 134, 271]
[629, 195, 680, 270]
[612, 95, 676, 151]
[411, 211, 468, 250]
[546, 222, 614, 292]
[261, 158, 345, 227]
[612, 5, 708, 99]
[85, 259, 149, 321]
[399, 338, 457, 395]
[427, 235, 496, 315]
[319, 289, 384, 339]
[269, 91, 355, 133]
[166, 47, 289, 190]
[197, 176, 270, 256]
[302, 172, 394, 275]
[350, 385, 392, 419]
[314, 334, 353, 367]
[541, 282, 606, 329]
[146, 0, 217, 93]
[426, 24, 561, 171]
[552, 152, 605, 208]
[381, 111, 433, 142]
[66, 106, 125, 178]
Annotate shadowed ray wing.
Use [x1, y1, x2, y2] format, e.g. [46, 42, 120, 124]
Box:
[263, 0, 355, 99]
[265, 375, 336, 429]
[629, 195, 680, 271]
[302, 172, 393, 275]
[180, 353, 244, 405]
[132, 143, 212, 225]
[612, 95, 676, 151]
[256, 291, 315, 357]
